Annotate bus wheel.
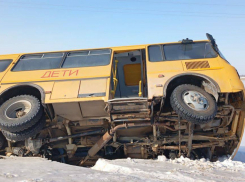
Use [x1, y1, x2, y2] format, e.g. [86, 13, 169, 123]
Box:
[0, 95, 43, 133]
[170, 84, 217, 124]
[2, 115, 46, 142]
[0, 132, 5, 149]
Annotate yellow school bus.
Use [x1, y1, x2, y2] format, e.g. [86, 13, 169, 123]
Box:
[0, 33, 244, 165]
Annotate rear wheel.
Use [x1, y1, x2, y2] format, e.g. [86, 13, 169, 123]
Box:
[170, 84, 217, 124]
[0, 95, 43, 132]
[0, 132, 5, 149]
[2, 115, 46, 142]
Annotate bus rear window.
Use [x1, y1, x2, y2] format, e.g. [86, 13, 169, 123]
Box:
[62, 49, 111, 68]
[12, 53, 63, 71]
[0, 59, 12, 72]
[149, 42, 217, 62]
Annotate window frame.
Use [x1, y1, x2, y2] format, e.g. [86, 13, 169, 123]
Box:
[148, 41, 218, 62]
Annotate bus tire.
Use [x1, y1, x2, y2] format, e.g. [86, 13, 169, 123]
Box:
[170, 84, 217, 124]
[0, 132, 5, 149]
[2, 115, 46, 142]
[0, 95, 43, 133]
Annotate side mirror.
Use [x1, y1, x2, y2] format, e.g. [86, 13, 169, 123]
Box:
[206, 33, 216, 45]
[206, 33, 219, 52]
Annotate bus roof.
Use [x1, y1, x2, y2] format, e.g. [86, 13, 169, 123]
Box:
[0, 39, 209, 56]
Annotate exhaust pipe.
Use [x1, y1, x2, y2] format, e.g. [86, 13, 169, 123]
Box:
[80, 122, 151, 165]
[80, 122, 174, 165]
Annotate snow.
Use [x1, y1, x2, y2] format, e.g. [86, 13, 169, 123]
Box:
[0, 157, 134, 182]
[0, 151, 245, 182]
[92, 155, 245, 182]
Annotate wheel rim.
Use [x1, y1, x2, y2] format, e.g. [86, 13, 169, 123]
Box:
[182, 90, 209, 111]
[5, 100, 32, 119]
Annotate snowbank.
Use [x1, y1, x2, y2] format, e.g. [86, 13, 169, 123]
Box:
[92, 153, 245, 182]
[0, 157, 134, 182]
[0, 152, 245, 182]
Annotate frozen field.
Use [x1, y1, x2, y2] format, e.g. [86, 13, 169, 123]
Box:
[0, 150, 245, 182]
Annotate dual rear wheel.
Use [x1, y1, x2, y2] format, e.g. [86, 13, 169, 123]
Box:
[0, 95, 45, 142]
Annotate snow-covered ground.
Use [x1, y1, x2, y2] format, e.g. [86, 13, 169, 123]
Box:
[0, 150, 245, 182]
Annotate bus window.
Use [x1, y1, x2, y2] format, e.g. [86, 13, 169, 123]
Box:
[163, 43, 217, 60]
[148, 45, 163, 62]
[148, 42, 217, 62]
[12, 53, 63, 71]
[0, 59, 12, 72]
[62, 49, 111, 68]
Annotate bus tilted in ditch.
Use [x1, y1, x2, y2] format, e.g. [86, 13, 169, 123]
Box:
[0, 33, 244, 165]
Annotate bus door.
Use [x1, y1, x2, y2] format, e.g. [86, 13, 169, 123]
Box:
[111, 50, 147, 98]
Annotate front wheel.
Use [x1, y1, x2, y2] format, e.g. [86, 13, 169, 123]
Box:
[170, 84, 217, 124]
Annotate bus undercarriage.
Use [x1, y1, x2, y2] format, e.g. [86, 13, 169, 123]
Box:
[1, 91, 244, 167]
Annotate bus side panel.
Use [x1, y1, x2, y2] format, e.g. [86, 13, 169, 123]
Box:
[2, 66, 112, 103]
